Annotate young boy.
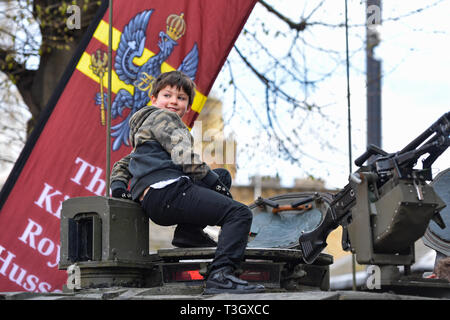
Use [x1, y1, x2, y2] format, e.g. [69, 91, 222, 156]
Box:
[110, 71, 264, 294]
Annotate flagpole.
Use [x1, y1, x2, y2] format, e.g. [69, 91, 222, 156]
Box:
[105, 0, 113, 197]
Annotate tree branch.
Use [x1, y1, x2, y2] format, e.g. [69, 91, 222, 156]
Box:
[0, 47, 37, 126]
[258, 0, 307, 32]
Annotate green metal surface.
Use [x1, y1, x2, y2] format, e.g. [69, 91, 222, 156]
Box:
[248, 193, 333, 249]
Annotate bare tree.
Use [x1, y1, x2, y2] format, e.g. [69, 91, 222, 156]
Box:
[0, 0, 101, 133]
[215, 0, 448, 180]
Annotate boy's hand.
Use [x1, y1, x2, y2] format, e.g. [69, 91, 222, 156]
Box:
[112, 188, 132, 200]
[213, 180, 233, 199]
[202, 170, 233, 199]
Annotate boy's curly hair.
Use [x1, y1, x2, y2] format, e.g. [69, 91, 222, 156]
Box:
[150, 71, 196, 106]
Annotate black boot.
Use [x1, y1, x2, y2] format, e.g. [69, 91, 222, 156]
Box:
[172, 225, 217, 248]
[203, 266, 265, 294]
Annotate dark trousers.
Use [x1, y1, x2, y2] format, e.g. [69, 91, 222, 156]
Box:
[141, 169, 252, 272]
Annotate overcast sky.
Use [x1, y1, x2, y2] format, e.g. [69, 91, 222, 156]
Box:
[213, 0, 450, 189]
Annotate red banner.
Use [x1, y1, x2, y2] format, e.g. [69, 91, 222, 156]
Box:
[0, 0, 256, 292]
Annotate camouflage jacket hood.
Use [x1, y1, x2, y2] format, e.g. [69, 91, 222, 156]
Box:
[128, 106, 161, 148]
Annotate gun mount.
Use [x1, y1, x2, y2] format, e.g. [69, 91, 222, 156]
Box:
[298, 112, 450, 293]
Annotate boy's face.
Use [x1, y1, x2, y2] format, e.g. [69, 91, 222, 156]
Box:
[151, 85, 190, 118]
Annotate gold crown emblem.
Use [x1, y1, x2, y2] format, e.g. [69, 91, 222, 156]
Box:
[166, 13, 186, 41]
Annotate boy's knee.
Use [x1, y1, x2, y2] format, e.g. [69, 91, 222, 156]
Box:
[235, 205, 253, 222]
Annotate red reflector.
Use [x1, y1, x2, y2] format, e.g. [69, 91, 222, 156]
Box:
[173, 270, 204, 281]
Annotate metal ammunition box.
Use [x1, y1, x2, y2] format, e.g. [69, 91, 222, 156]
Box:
[59, 196, 151, 269]
[373, 180, 445, 253]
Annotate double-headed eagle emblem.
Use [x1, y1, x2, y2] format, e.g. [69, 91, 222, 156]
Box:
[91, 10, 199, 151]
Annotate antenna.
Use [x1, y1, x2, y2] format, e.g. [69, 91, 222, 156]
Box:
[344, 0, 357, 291]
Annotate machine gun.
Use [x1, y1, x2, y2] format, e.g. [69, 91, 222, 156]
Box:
[299, 112, 450, 266]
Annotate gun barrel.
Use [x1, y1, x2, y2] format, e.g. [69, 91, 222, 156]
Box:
[400, 111, 450, 154]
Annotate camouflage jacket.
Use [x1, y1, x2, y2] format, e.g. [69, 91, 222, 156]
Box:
[110, 106, 211, 200]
